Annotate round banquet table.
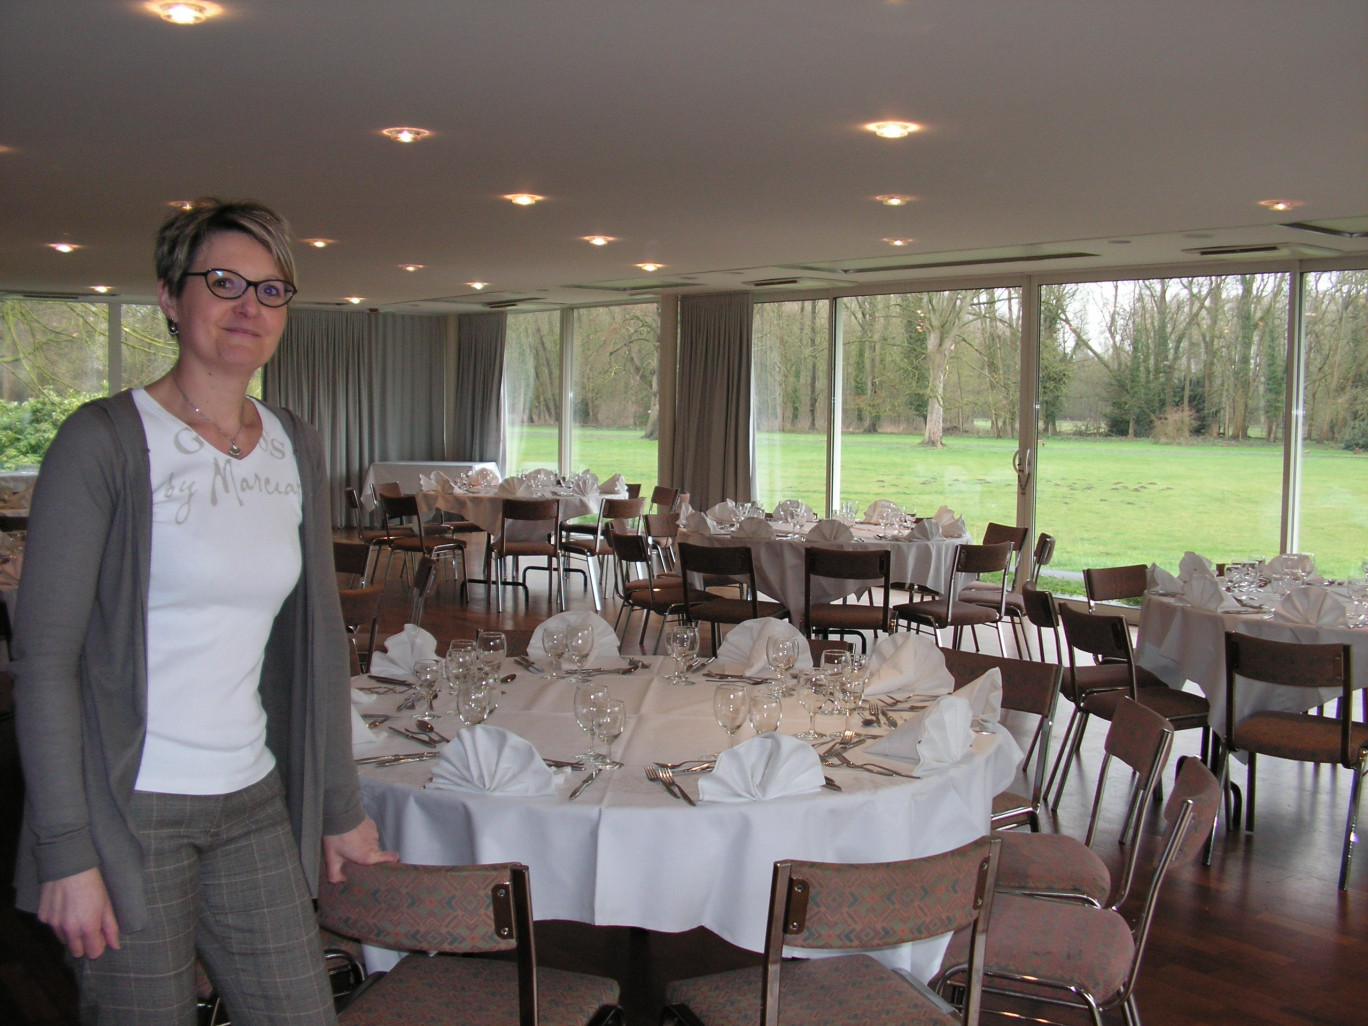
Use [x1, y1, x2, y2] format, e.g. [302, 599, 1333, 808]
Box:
[1136, 590, 1368, 728]
[355, 656, 1021, 979]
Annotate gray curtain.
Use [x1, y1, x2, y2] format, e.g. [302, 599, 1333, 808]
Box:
[265, 309, 447, 524]
[450, 312, 505, 464]
[671, 292, 753, 510]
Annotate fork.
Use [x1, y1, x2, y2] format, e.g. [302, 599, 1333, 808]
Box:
[644, 763, 679, 800]
[829, 749, 920, 779]
[656, 764, 697, 805]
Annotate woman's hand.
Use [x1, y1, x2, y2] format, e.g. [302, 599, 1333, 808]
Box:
[322, 816, 399, 884]
[38, 868, 121, 959]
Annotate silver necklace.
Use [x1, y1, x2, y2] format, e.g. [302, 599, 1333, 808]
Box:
[172, 372, 250, 459]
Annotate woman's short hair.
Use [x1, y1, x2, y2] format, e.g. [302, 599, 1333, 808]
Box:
[155, 198, 296, 296]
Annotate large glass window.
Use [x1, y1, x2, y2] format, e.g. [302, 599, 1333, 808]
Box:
[1299, 270, 1368, 578]
[753, 300, 829, 510]
[120, 303, 179, 389]
[503, 311, 560, 475]
[1035, 275, 1288, 586]
[570, 304, 660, 495]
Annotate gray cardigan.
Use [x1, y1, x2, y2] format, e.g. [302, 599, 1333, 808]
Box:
[11, 392, 364, 931]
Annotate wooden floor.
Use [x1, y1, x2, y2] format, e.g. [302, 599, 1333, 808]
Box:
[3, 545, 1366, 1025]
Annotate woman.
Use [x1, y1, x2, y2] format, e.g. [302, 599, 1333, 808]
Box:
[12, 199, 396, 1023]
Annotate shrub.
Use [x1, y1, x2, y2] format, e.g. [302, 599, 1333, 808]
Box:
[1341, 420, 1368, 452]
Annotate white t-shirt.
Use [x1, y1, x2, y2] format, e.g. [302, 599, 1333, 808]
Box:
[131, 388, 303, 795]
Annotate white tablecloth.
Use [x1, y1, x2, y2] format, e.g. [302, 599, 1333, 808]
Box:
[360, 461, 501, 510]
[416, 488, 626, 536]
[679, 522, 964, 623]
[357, 657, 1020, 978]
[1136, 592, 1368, 728]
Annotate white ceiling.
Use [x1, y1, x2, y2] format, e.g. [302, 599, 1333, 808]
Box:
[2, 0, 1366, 313]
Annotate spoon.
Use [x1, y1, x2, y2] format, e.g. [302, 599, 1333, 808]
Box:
[501, 673, 518, 684]
[412, 719, 452, 744]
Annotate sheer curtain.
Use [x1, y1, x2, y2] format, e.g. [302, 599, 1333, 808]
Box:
[265, 309, 447, 523]
[448, 312, 505, 465]
[670, 292, 753, 510]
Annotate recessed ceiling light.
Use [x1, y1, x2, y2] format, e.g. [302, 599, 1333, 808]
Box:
[400, 264, 423, 272]
[301, 238, 335, 249]
[1259, 199, 1302, 212]
[864, 121, 921, 139]
[381, 127, 431, 143]
[636, 263, 663, 272]
[883, 238, 913, 247]
[345, 297, 364, 304]
[49, 242, 80, 253]
[90, 285, 112, 294]
[467, 282, 489, 290]
[147, 2, 221, 25]
[504, 193, 543, 206]
[583, 235, 615, 246]
[875, 194, 912, 206]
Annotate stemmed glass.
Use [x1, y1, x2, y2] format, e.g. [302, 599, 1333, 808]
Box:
[713, 683, 749, 749]
[412, 659, 443, 722]
[593, 699, 626, 768]
[664, 622, 700, 686]
[574, 681, 610, 763]
[748, 691, 782, 735]
[476, 630, 507, 676]
[565, 624, 596, 682]
[795, 672, 828, 741]
[542, 627, 568, 679]
[765, 635, 800, 692]
[837, 662, 868, 730]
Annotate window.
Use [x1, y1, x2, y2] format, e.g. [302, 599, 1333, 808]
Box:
[753, 300, 829, 511]
[503, 311, 560, 475]
[570, 304, 660, 495]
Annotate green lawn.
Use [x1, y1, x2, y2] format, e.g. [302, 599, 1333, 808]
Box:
[513, 427, 1368, 579]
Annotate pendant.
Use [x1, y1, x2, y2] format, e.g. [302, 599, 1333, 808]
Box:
[228, 441, 244, 459]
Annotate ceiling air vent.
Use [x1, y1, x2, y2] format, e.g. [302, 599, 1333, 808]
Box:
[1186, 243, 1284, 257]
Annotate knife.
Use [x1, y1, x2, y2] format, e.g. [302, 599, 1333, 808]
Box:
[567, 766, 604, 800]
[515, 656, 546, 674]
[387, 726, 438, 748]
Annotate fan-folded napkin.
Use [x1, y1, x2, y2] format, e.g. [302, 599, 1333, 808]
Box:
[681, 511, 717, 534]
[468, 467, 500, 488]
[807, 519, 854, 543]
[733, 516, 774, 540]
[428, 725, 558, 796]
[715, 618, 813, 677]
[698, 732, 825, 802]
[865, 693, 974, 771]
[1147, 563, 1183, 596]
[368, 624, 438, 679]
[497, 476, 535, 497]
[571, 474, 600, 496]
[527, 611, 621, 664]
[1272, 586, 1350, 627]
[932, 506, 969, 539]
[956, 668, 1003, 725]
[419, 471, 457, 495]
[864, 499, 900, 523]
[1178, 551, 1214, 583]
[601, 473, 627, 495]
[1183, 571, 1238, 612]
[908, 518, 943, 541]
[773, 499, 814, 520]
[863, 633, 955, 697]
[706, 500, 741, 524]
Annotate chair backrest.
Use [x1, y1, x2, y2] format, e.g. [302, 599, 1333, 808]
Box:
[625, 482, 642, 499]
[678, 541, 760, 616]
[1083, 563, 1148, 608]
[1059, 603, 1138, 694]
[803, 544, 891, 631]
[1224, 632, 1354, 765]
[408, 556, 437, 626]
[602, 495, 645, 528]
[608, 525, 657, 597]
[338, 585, 383, 673]
[761, 838, 1001, 1026]
[650, 484, 679, 512]
[334, 540, 372, 583]
[375, 480, 403, 499]
[499, 498, 560, 550]
[950, 541, 1014, 607]
[318, 861, 538, 1026]
[344, 485, 365, 528]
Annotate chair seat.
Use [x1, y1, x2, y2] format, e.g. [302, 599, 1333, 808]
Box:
[561, 537, 613, 558]
[894, 598, 1001, 629]
[1084, 682, 1210, 728]
[1233, 712, 1368, 765]
[624, 582, 687, 614]
[990, 789, 1035, 829]
[991, 831, 1110, 905]
[941, 892, 1134, 1006]
[960, 584, 1025, 615]
[667, 952, 957, 1026]
[625, 571, 681, 593]
[389, 535, 464, 555]
[341, 948, 620, 1026]
[690, 597, 788, 624]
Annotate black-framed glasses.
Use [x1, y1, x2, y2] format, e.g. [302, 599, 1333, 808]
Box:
[182, 269, 297, 307]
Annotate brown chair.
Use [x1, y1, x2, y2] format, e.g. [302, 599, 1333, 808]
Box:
[560, 496, 646, 612]
[1218, 632, 1364, 889]
[334, 539, 375, 587]
[663, 837, 1001, 1026]
[942, 648, 1063, 832]
[802, 545, 892, 651]
[407, 555, 438, 627]
[963, 532, 1057, 653]
[644, 511, 682, 573]
[995, 697, 1174, 909]
[933, 758, 1220, 1026]
[892, 542, 1014, 652]
[378, 492, 466, 594]
[608, 526, 686, 651]
[1083, 563, 1148, 610]
[1045, 604, 1209, 810]
[338, 585, 383, 674]
[490, 498, 566, 613]
[345, 485, 403, 547]
[649, 484, 679, 514]
[678, 542, 788, 655]
[318, 861, 623, 1026]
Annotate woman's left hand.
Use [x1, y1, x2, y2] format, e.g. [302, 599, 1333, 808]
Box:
[322, 816, 399, 883]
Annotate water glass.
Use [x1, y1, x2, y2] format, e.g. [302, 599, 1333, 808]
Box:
[748, 691, 782, 735]
[765, 635, 800, 687]
[795, 672, 828, 741]
[593, 699, 626, 768]
[566, 624, 596, 681]
[542, 627, 568, 679]
[444, 645, 477, 693]
[664, 622, 700, 686]
[574, 681, 610, 763]
[476, 630, 507, 674]
[456, 679, 496, 727]
[713, 683, 750, 749]
[412, 659, 443, 721]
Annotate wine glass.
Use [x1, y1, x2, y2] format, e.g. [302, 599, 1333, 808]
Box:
[574, 681, 610, 763]
[664, 622, 700, 686]
[837, 665, 868, 730]
[542, 627, 568, 679]
[412, 659, 443, 722]
[795, 672, 828, 741]
[748, 691, 782, 735]
[476, 630, 507, 675]
[713, 683, 749, 749]
[565, 624, 597, 682]
[593, 699, 626, 768]
[765, 635, 800, 689]
[444, 645, 476, 694]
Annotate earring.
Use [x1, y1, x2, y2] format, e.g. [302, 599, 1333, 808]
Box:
[167, 321, 179, 336]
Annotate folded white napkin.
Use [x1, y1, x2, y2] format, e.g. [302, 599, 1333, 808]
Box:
[773, 499, 814, 520]
[864, 499, 900, 524]
[527, 611, 621, 664]
[1147, 563, 1183, 596]
[707, 500, 740, 524]
[368, 624, 439, 679]
[1272, 585, 1350, 627]
[956, 668, 1002, 725]
[351, 705, 381, 751]
[932, 506, 969, 539]
[715, 618, 814, 677]
[733, 516, 775, 540]
[418, 472, 438, 492]
[468, 466, 500, 488]
[525, 467, 556, 489]
[863, 633, 955, 697]
[1178, 551, 1214, 583]
[698, 732, 826, 802]
[433, 471, 457, 495]
[865, 692, 974, 771]
[1262, 553, 1315, 578]
[497, 475, 535, 497]
[807, 518, 854, 543]
[428, 725, 559, 796]
[571, 475, 599, 497]
[909, 518, 943, 541]
[602, 473, 627, 495]
[1184, 571, 1237, 612]
[681, 510, 717, 534]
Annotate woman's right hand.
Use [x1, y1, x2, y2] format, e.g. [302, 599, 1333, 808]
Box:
[38, 868, 121, 959]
